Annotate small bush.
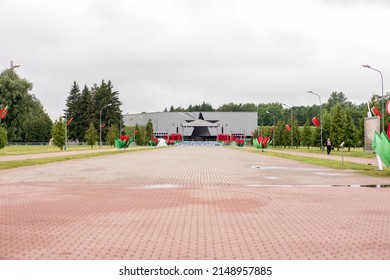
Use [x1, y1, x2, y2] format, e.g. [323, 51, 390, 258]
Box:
[0, 126, 7, 149]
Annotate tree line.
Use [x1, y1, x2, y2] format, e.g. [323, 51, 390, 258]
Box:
[167, 91, 390, 150]
[49, 80, 123, 149]
[62, 80, 123, 142]
[0, 69, 52, 143]
[0, 69, 124, 147]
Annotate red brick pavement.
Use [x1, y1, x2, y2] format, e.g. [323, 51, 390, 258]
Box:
[0, 146, 389, 260]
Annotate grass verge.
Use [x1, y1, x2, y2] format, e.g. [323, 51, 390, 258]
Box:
[268, 146, 375, 159]
[0, 145, 113, 156]
[239, 147, 390, 177]
[0, 147, 156, 170]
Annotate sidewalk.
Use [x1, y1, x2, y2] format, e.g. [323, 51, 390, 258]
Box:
[266, 148, 378, 166]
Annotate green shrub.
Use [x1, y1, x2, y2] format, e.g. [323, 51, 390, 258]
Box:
[0, 126, 7, 149]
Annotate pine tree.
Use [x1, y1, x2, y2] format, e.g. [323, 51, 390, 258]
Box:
[106, 124, 119, 147]
[330, 105, 345, 151]
[85, 122, 98, 148]
[344, 109, 357, 151]
[274, 121, 287, 148]
[145, 119, 153, 144]
[135, 124, 141, 145]
[51, 117, 65, 150]
[65, 81, 81, 140]
[302, 120, 312, 149]
[93, 80, 123, 142]
[292, 119, 300, 148]
[78, 85, 94, 141]
[311, 126, 321, 149]
[321, 109, 332, 144]
[0, 126, 7, 149]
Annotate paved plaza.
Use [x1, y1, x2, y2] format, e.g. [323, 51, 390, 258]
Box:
[0, 146, 390, 260]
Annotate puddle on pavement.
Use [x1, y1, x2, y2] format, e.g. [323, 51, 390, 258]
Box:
[143, 184, 181, 189]
[246, 184, 390, 188]
[331, 184, 390, 188]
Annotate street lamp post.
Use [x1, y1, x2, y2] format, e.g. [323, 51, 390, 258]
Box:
[99, 103, 112, 148]
[266, 111, 275, 147]
[282, 103, 293, 148]
[1, 61, 20, 75]
[307, 90, 323, 151]
[64, 114, 67, 151]
[362, 65, 384, 132]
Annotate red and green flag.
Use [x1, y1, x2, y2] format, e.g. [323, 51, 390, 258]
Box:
[0, 105, 9, 119]
[66, 117, 74, 126]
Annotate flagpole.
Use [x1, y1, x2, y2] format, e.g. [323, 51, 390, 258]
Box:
[99, 103, 112, 148]
[64, 114, 67, 151]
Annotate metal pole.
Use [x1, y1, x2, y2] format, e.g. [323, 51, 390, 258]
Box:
[266, 111, 276, 147]
[282, 104, 293, 148]
[64, 114, 67, 151]
[362, 65, 384, 132]
[308, 91, 323, 150]
[290, 108, 293, 148]
[99, 110, 102, 148]
[273, 115, 275, 146]
[1, 61, 20, 75]
[99, 103, 111, 148]
[380, 71, 384, 133]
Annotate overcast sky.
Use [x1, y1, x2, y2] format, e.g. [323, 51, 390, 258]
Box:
[2, 0, 390, 119]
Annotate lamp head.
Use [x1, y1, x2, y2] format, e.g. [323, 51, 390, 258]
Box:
[362, 64, 371, 68]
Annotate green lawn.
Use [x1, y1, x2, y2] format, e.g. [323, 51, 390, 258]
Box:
[0, 146, 156, 170]
[268, 146, 376, 159]
[239, 147, 390, 177]
[0, 144, 113, 156]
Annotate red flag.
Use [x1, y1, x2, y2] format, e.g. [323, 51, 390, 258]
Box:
[371, 107, 381, 117]
[66, 117, 73, 126]
[312, 117, 320, 127]
[100, 123, 106, 129]
[387, 123, 390, 140]
[285, 124, 291, 132]
[0, 105, 9, 119]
